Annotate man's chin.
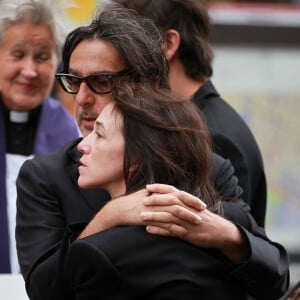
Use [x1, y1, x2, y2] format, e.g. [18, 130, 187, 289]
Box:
[80, 127, 93, 138]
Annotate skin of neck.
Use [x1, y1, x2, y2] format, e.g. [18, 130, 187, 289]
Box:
[168, 55, 207, 100]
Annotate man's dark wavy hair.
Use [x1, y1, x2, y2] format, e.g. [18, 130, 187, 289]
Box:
[61, 3, 169, 88]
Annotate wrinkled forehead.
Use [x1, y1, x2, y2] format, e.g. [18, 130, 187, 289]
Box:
[69, 39, 126, 75]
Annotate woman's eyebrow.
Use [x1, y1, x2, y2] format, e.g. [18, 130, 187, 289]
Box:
[95, 120, 106, 132]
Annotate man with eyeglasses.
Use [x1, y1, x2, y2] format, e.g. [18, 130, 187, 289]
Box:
[55, 69, 132, 95]
[16, 3, 289, 300]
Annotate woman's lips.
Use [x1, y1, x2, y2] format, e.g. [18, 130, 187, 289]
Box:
[17, 82, 37, 92]
[78, 159, 87, 172]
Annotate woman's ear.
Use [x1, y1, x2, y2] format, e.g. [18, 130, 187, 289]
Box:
[164, 29, 181, 61]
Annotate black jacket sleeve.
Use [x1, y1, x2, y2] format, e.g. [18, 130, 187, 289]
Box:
[211, 153, 243, 201]
[213, 154, 289, 299]
[224, 200, 290, 300]
[16, 141, 110, 299]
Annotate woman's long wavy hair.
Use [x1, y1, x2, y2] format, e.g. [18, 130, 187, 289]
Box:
[112, 83, 221, 213]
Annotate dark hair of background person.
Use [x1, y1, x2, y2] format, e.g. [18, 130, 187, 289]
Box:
[113, 83, 221, 213]
[108, 0, 213, 81]
[107, 0, 268, 229]
[60, 3, 170, 89]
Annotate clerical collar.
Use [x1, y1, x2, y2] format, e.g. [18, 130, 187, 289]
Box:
[9, 111, 29, 123]
[2, 102, 42, 155]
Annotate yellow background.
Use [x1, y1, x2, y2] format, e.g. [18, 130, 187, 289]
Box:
[62, 0, 98, 24]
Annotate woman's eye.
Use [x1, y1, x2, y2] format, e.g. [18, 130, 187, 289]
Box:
[36, 53, 51, 61]
[11, 50, 24, 59]
[95, 131, 102, 138]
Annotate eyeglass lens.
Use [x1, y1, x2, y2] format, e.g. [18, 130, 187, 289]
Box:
[61, 74, 113, 94]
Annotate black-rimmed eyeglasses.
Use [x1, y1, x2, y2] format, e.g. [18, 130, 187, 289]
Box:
[55, 69, 131, 94]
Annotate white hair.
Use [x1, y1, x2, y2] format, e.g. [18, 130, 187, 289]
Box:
[0, 0, 76, 55]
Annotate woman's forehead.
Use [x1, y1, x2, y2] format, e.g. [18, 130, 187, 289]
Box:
[96, 102, 123, 131]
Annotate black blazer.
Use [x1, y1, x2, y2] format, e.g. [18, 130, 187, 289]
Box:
[16, 139, 289, 300]
[66, 225, 247, 300]
[193, 80, 267, 227]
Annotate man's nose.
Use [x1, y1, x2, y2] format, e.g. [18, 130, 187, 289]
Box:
[74, 81, 96, 107]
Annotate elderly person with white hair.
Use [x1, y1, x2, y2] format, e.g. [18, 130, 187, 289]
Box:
[0, 0, 80, 274]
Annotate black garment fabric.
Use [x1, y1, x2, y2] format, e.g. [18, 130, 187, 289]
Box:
[66, 226, 247, 300]
[192, 80, 267, 227]
[4, 106, 41, 155]
[16, 139, 289, 300]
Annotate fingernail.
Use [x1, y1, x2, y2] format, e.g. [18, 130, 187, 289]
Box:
[146, 226, 153, 233]
[141, 212, 150, 220]
[143, 197, 149, 204]
[195, 215, 202, 224]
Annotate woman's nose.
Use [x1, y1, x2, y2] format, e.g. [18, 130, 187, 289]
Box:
[77, 138, 92, 154]
[21, 58, 37, 77]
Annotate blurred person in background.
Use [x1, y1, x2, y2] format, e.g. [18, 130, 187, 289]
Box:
[109, 0, 267, 228]
[0, 0, 79, 273]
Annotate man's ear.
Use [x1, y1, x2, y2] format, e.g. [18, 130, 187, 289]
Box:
[164, 29, 181, 61]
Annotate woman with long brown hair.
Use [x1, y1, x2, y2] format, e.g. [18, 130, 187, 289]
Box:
[66, 84, 246, 299]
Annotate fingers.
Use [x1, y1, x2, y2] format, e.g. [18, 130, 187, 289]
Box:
[141, 207, 202, 225]
[146, 183, 177, 194]
[143, 193, 181, 206]
[145, 224, 188, 238]
[145, 183, 206, 211]
[177, 190, 207, 210]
